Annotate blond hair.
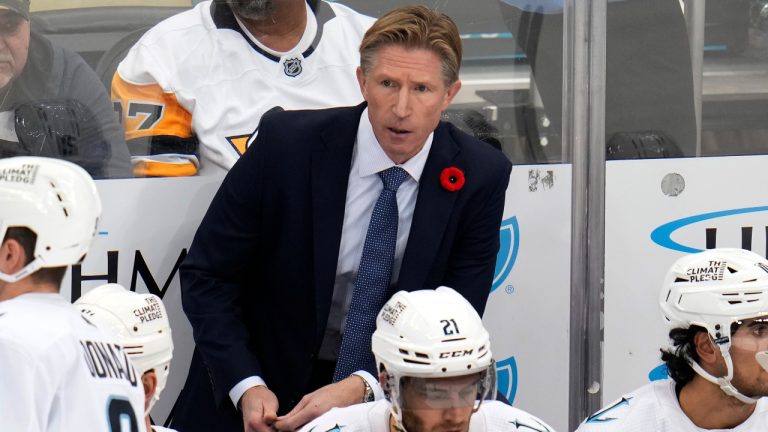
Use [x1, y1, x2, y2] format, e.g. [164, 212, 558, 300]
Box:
[359, 5, 462, 86]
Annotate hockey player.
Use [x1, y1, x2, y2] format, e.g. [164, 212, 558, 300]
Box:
[300, 287, 556, 432]
[0, 156, 146, 431]
[577, 248, 768, 431]
[76, 283, 175, 432]
[112, 0, 374, 177]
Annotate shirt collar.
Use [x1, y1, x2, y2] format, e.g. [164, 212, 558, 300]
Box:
[354, 107, 433, 182]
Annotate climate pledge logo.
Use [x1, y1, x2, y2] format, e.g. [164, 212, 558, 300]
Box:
[492, 217, 520, 293]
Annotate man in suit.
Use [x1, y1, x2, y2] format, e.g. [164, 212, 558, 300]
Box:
[173, 5, 513, 432]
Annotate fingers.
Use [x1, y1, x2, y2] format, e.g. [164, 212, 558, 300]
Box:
[275, 391, 325, 431]
[262, 393, 279, 422]
[274, 402, 318, 431]
[244, 411, 272, 432]
[273, 380, 366, 430]
[243, 402, 270, 432]
[245, 421, 275, 432]
[244, 403, 277, 432]
[279, 394, 309, 420]
[243, 386, 280, 432]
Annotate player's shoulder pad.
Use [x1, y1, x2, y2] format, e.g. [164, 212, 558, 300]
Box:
[577, 382, 659, 432]
[583, 395, 635, 425]
[118, 5, 211, 84]
[508, 411, 556, 432]
[481, 401, 556, 432]
[134, 6, 207, 46]
[0, 298, 77, 355]
[298, 401, 383, 432]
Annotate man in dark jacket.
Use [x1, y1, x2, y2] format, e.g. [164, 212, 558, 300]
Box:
[0, 0, 132, 178]
[174, 6, 512, 432]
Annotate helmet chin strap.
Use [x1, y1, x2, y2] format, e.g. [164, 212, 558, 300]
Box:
[385, 372, 407, 432]
[686, 346, 759, 405]
[0, 259, 43, 283]
[391, 420, 407, 432]
[389, 407, 408, 432]
[756, 351, 768, 373]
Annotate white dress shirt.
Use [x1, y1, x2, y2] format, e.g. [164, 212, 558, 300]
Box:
[230, 108, 433, 407]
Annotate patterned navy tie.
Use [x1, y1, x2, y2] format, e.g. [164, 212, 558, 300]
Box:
[333, 166, 410, 382]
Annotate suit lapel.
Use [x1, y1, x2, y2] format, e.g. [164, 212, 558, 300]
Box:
[399, 122, 461, 291]
[311, 104, 365, 340]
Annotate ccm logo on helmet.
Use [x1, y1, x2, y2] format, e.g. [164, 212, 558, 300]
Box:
[439, 349, 474, 359]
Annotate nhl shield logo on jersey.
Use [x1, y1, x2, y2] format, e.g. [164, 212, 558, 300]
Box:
[283, 57, 303, 77]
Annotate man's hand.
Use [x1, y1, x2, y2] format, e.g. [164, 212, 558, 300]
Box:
[273, 375, 366, 431]
[241, 385, 279, 432]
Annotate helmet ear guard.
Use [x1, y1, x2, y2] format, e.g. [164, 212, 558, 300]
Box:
[0, 156, 101, 283]
[660, 248, 768, 403]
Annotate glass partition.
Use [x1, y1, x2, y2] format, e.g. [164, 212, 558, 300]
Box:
[23, 1, 767, 171]
[13, 0, 569, 178]
[348, 0, 566, 164]
[597, 0, 768, 159]
[602, 0, 768, 425]
[699, 0, 768, 156]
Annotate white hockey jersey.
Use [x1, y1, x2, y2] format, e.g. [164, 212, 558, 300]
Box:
[113, 0, 374, 176]
[299, 400, 556, 432]
[0, 293, 146, 432]
[576, 379, 768, 432]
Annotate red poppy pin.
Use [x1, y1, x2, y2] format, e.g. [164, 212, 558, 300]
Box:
[440, 167, 465, 192]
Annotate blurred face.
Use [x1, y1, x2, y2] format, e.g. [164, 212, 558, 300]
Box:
[0, 11, 29, 89]
[397, 374, 480, 432]
[226, 0, 275, 20]
[357, 45, 461, 165]
[727, 317, 768, 398]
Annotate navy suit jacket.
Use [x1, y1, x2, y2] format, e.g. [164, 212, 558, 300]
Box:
[172, 103, 512, 431]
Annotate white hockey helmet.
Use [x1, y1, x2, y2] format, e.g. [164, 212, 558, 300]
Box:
[75, 283, 174, 413]
[660, 248, 768, 403]
[0, 156, 101, 283]
[372, 287, 496, 426]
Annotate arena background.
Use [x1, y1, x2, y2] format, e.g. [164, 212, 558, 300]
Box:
[24, 0, 768, 430]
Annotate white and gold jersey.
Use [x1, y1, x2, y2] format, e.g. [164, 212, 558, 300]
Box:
[0, 293, 146, 431]
[576, 380, 768, 432]
[299, 400, 556, 432]
[113, 0, 373, 176]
